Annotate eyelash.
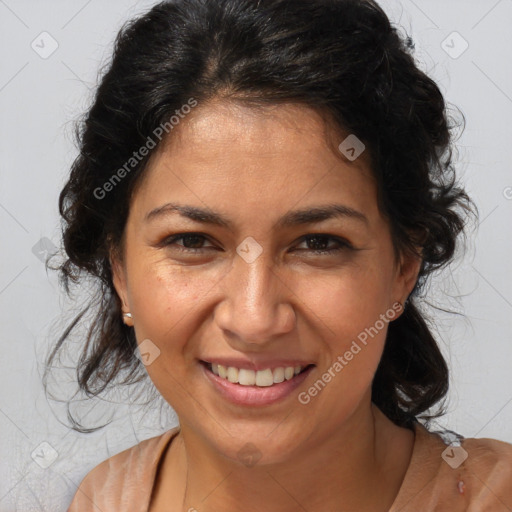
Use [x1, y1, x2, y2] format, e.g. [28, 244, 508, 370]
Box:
[161, 232, 353, 255]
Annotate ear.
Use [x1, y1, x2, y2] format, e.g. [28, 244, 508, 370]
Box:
[110, 250, 133, 326]
[393, 247, 422, 305]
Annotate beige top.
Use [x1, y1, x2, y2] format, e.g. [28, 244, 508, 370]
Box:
[67, 422, 512, 511]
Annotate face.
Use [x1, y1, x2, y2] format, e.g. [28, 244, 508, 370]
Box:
[111, 100, 419, 465]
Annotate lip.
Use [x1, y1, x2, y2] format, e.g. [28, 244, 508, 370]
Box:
[201, 361, 315, 406]
[200, 358, 314, 372]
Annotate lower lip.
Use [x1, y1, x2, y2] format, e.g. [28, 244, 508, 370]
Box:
[201, 363, 314, 406]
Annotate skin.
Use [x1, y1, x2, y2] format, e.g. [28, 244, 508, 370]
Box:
[111, 99, 421, 511]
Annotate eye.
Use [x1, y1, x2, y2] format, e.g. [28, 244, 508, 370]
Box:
[162, 233, 216, 253]
[160, 232, 353, 256]
[293, 234, 353, 255]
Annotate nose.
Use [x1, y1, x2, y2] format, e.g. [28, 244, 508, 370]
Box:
[214, 252, 296, 349]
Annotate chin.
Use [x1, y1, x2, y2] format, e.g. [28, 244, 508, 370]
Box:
[204, 420, 309, 468]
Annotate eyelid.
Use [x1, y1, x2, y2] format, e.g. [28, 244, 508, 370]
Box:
[159, 232, 216, 250]
[293, 234, 355, 254]
[159, 232, 355, 255]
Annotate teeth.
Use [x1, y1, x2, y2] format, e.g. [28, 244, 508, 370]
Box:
[209, 364, 305, 387]
[227, 366, 239, 383]
[255, 368, 273, 387]
[218, 364, 227, 378]
[238, 368, 256, 385]
[273, 367, 285, 383]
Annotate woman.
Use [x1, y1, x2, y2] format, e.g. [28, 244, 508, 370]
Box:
[46, 0, 512, 510]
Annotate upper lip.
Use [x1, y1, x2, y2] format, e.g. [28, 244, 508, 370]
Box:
[201, 358, 315, 372]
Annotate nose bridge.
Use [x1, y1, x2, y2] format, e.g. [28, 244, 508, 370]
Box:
[239, 256, 274, 311]
[216, 250, 294, 343]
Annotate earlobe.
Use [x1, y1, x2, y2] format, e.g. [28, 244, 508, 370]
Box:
[110, 254, 124, 299]
[396, 248, 422, 305]
[405, 253, 422, 294]
[110, 253, 133, 326]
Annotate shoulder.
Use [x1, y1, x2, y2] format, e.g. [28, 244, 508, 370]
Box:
[67, 427, 180, 512]
[462, 434, 512, 465]
[391, 423, 512, 511]
[459, 435, 512, 507]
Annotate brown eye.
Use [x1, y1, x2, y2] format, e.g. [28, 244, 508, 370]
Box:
[293, 234, 352, 255]
[162, 233, 215, 252]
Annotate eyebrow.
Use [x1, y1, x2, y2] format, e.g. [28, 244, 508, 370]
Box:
[144, 202, 368, 229]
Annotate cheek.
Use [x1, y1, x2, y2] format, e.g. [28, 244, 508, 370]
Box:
[127, 259, 220, 349]
[291, 258, 396, 402]
[293, 259, 396, 342]
[126, 262, 222, 408]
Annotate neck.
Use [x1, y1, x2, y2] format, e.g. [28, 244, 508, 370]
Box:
[165, 403, 414, 512]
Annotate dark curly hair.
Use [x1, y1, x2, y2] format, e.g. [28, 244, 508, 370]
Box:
[44, 0, 475, 432]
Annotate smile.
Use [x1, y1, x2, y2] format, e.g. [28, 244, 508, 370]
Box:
[200, 360, 315, 406]
[209, 362, 308, 386]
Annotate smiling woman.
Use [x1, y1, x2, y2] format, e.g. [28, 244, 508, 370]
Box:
[43, 0, 512, 511]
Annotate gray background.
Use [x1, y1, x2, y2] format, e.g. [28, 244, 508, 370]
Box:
[1, 0, 511, 510]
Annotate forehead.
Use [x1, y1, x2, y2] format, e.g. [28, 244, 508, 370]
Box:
[130, 99, 377, 222]
[165, 99, 371, 167]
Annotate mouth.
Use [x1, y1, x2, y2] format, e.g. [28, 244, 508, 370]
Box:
[202, 361, 314, 386]
[200, 360, 315, 406]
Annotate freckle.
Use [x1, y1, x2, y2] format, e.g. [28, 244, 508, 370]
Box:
[457, 480, 465, 494]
